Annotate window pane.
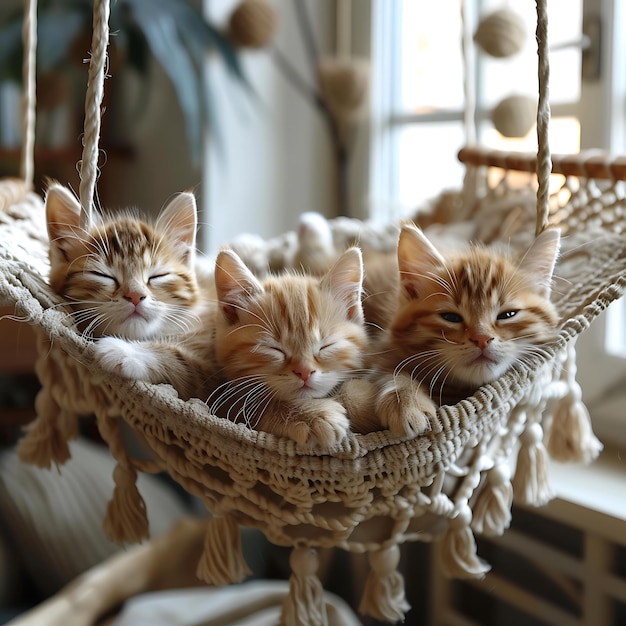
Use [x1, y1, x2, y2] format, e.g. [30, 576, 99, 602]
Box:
[397, 122, 466, 209]
[480, 0, 582, 107]
[481, 116, 581, 154]
[400, 0, 465, 112]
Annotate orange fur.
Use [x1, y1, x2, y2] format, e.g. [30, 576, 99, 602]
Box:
[353, 224, 561, 437]
[46, 183, 201, 340]
[95, 246, 368, 452]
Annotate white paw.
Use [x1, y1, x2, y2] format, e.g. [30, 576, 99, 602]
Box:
[375, 379, 436, 437]
[94, 336, 157, 382]
[287, 398, 350, 451]
[308, 399, 350, 450]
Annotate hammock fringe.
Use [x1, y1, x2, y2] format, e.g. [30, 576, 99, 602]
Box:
[512, 422, 553, 507]
[440, 504, 491, 579]
[547, 343, 603, 463]
[196, 515, 251, 586]
[17, 388, 73, 468]
[103, 462, 150, 544]
[281, 546, 328, 626]
[359, 545, 411, 623]
[471, 463, 513, 537]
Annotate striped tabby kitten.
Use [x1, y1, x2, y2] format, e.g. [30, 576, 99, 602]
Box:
[95, 246, 368, 451]
[350, 223, 561, 437]
[46, 183, 201, 340]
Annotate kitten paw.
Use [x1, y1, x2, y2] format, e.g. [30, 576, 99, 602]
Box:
[375, 379, 437, 437]
[94, 336, 157, 382]
[289, 399, 350, 451]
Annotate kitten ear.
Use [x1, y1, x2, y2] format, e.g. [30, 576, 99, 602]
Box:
[214, 249, 263, 324]
[157, 192, 198, 264]
[519, 228, 561, 296]
[320, 246, 364, 321]
[45, 183, 84, 259]
[397, 223, 446, 298]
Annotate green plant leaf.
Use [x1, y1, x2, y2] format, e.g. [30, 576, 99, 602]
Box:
[36, 8, 89, 71]
[126, 1, 205, 164]
[0, 14, 24, 82]
[0, 0, 253, 163]
[145, 0, 250, 87]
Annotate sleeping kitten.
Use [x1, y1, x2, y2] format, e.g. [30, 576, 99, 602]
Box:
[45, 183, 201, 340]
[350, 223, 561, 437]
[95, 246, 368, 451]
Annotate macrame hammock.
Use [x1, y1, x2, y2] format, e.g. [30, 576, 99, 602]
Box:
[1, 0, 625, 623]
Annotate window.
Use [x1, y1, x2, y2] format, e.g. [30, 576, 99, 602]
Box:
[357, 0, 626, 447]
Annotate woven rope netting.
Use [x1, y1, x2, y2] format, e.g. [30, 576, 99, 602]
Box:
[1, 0, 625, 623]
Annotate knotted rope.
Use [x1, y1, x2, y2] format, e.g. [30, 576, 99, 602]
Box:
[78, 0, 110, 228]
[535, 0, 552, 235]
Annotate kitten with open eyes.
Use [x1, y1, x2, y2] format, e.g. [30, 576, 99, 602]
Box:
[348, 223, 561, 437]
[95, 246, 368, 451]
[45, 183, 202, 340]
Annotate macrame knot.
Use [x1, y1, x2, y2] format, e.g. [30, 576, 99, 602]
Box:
[17, 389, 77, 468]
[196, 515, 251, 586]
[102, 462, 149, 544]
[359, 545, 411, 623]
[472, 463, 513, 537]
[440, 503, 490, 579]
[547, 389, 603, 464]
[512, 422, 553, 506]
[281, 546, 328, 626]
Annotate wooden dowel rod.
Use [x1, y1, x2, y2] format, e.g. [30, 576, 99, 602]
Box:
[458, 146, 626, 181]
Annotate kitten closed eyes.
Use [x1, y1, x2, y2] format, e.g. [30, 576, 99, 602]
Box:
[208, 245, 368, 451]
[93, 245, 369, 452]
[45, 182, 202, 340]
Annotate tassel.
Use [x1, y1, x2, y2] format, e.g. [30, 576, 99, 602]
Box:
[512, 422, 553, 506]
[472, 464, 513, 537]
[17, 389, 74, 468]
[547, 391, 603, 464]
[280, 546, 328, 626]
[359, 545, 411, 623]
[102, 463, 150, 544]
[196, 515, 251, 585]
[440, 504, 491, 579]
[547, 342, 602, 463]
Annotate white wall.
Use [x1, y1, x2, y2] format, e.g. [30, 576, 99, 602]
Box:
[201, 0, 337, 253]
[1, 0, 340, 254]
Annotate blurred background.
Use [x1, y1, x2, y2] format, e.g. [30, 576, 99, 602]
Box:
[0, 1, 625, 625]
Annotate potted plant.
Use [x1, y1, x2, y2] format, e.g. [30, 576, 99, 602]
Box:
[0, 0, 250, 163]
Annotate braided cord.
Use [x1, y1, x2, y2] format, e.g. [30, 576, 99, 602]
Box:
[535, 0, 552, 235]
[78, 0, 110, 229]
[461, 0, 476, 146]
[20, 0, 37, 189]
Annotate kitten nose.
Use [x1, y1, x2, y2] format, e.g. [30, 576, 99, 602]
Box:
[469, 333, 494, 350]
[292, 364, 315, 382]
[124, 291, 146, 306]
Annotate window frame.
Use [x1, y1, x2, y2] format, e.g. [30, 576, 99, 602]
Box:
[353, 0, 626, 447]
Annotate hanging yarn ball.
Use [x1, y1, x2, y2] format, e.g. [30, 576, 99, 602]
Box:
[474, 8, 526, 58]
[492, 94, 537, 138]
[228, 0, 278, 49]
[317, 56, 370, 123]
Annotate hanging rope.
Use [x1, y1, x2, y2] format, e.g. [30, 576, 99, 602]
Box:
[20, 0, 37, 190]
[78, 0, 110, 229]
[461, 0, 476, 146]
[535, 0, 552, 235]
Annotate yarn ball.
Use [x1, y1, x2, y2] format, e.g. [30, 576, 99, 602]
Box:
[492, 94, 537, 138]
[317, 57, 370, 122]
[474, 8, 526, 58]
[228, 0, 278, 49]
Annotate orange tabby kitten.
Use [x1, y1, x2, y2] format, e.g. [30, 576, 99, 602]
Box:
[95, 246, 368, 451]
[45, 183, 201, 340]
[350, 223, 561, 437]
